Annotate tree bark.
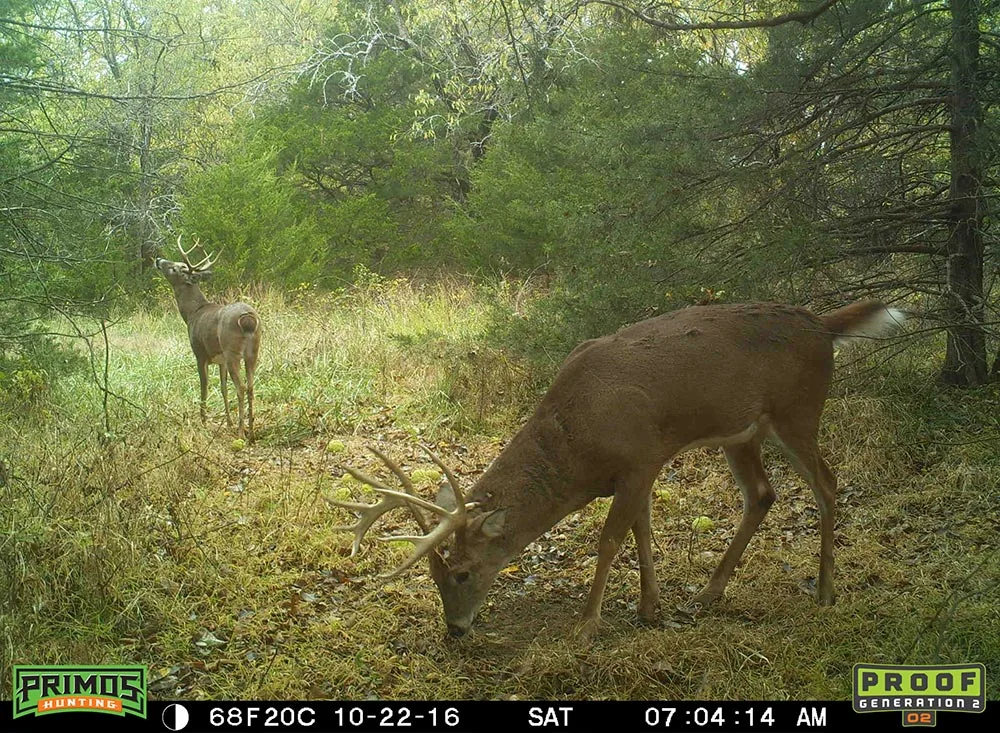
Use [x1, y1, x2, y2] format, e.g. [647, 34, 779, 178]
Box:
[940, 0, 988, 386]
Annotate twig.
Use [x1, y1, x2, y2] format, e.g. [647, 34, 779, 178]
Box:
[897, 548, 998, 663]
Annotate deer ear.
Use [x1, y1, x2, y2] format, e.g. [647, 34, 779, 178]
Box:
[190, 270, 213, 282]
[468, 508, 506, 538]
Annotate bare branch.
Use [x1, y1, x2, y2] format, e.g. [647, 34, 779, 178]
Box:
[581, 0, 841, 32]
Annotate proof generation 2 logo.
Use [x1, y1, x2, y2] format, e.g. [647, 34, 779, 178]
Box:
[853, 663, 985, 727]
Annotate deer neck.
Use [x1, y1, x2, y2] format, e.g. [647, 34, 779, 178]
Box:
[470, 420, 590, 560]
[171, 283, 211, 324]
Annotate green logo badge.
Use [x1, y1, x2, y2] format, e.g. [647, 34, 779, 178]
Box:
[12, 665, 147, 719]
[853, 663, 985, 727]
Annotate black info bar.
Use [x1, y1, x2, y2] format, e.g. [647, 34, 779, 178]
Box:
[2, 699, 995, 732]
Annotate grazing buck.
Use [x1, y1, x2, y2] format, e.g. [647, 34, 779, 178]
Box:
[330, 300, 905, 641]
[155, 236, 261, 440]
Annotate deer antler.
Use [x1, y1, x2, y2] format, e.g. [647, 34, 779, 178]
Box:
[177, 234, 195, 270]
[176, 234, 219, 273]
[327, 445, 474, 579]
[190, 237, 221, 271]
[367, 446, 431, 533]
[419, 442, 468, 519]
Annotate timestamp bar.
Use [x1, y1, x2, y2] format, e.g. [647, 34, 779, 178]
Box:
[186, 701, 827, 731]
[3, 699, 996, 732]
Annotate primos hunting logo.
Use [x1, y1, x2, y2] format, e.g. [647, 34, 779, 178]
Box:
[853, 663, 985, 727]
[12, 665, 146, 718]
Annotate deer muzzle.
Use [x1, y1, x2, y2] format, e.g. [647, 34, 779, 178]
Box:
[442, 605, 482, 638]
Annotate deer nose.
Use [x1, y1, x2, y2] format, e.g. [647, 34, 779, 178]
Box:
[446, 623, 469, 638]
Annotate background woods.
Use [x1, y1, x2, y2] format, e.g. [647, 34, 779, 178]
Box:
[1, 0, 998, 701]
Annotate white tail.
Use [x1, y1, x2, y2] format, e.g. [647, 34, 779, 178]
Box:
[332, 300, 905, 641]
[823, 300, 907, 346]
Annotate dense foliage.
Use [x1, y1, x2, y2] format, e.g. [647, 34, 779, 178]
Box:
[2, 0, 998, 382]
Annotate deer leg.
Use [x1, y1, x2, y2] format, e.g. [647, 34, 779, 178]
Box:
[686, 440, 775, 611]
[633, 491, 660, 624]
[245, 358, 255, 442]
[197, 359, 209, 425]
[226, 357, 247, 439]
[577, 471, 656, 642]
[219, 363, 232, 427]
[770, 428, 837, 606]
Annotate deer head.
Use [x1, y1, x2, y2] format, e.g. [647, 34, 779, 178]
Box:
[329, 445, 507, 636]
[154, 235, 218, 290]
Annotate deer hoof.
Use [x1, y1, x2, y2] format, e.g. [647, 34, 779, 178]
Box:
[798, 577, 834, 605]
[638, 602, 661, 626]
[574, 617, 601, 645]
[675, 593, 717, 619]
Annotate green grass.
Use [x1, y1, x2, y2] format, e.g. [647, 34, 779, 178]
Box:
[1, 279, 998, 701]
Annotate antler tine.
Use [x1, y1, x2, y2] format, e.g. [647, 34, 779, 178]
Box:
[325, 464, 413, 556]
[375, 512, 468, 580]
[419, 443, 471, 517]
[200, 245, 223, 271]
[368, 446, 431, 533]
[329, 447, 471, 580]
[325, 496, 399, 556]
[327, 457, 452, 545]
[176, 234, 195, 269]
[186, 237, 218, 272]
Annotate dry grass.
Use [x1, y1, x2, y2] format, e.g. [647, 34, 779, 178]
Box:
[1, 279, 998, 701]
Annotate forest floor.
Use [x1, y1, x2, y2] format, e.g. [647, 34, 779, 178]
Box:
[2, 278, 998, 700]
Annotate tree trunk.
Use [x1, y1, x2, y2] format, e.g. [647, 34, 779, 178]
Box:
[136, 109, 156, 270]
[940, 0, 988, 386]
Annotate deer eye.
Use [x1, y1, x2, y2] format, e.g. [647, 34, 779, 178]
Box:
[454, 571, 470, 584]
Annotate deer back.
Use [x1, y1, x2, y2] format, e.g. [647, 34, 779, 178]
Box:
[537, 303, 833, 455]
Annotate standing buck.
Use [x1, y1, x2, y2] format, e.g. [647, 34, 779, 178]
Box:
[330, 300, 905, 641]
[155, 236, 261, 440]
